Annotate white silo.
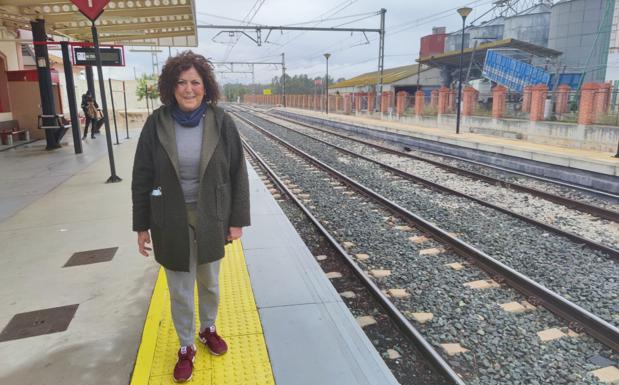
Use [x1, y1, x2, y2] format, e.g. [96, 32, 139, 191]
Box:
[548, 0, 615, 82]
[503, 3, 551, 47]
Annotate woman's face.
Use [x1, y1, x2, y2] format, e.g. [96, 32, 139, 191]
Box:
[174, 66, 205, 112]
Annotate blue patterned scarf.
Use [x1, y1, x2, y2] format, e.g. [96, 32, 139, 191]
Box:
[171, 101, 208, 127]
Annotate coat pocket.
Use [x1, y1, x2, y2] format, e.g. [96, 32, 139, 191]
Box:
[150, 194, 164, 225]
[216, 182, 231, 221]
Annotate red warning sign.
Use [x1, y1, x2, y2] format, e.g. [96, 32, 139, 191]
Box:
[70, 0, 110, 22]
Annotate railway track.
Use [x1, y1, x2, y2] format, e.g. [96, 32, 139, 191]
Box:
[233, 112, 618, 384]
[237, 108, 619, 257]
[232, 110, 619, 328]
[244, 142, 461, 385]
[263, 109, 619, 219]
[253, 106, 619, 211]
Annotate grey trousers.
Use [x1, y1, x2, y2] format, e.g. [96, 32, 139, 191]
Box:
[164, 206, 221, 347]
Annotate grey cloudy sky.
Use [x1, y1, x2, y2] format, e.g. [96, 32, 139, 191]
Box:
[119, 0, 500, 84]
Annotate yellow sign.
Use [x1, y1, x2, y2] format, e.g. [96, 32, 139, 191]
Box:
[263, 89, 272, 95]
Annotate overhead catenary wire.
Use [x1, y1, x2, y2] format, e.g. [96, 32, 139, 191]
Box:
[196, 12, 262, 26]
[295, 0, 494, 65]
[260, 0, 360, 57]
[283, 11, 379, 27]
[212, 0, 497, 84]
[206, 0, 491, 80]
[222, 0, 267, 61]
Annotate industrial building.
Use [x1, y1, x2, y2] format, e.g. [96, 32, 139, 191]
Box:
[328, 63, 442, 96]
[327, 0, 617, 109]
[428, 0, 616, 89]
[548, 0, 615, 83]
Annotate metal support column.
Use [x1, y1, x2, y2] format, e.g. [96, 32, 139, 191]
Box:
[85, 65, 96, 101]
[375, 8, 386, 112]
[108, 78, 119, 145]
[251, 64, 255, 100]
[123, 81, 129, 139]
[60, 42, 82, 154]
[281, 53, 286, 107]
[324, 53, 331, 114]
[91, 22, 121, 183]
[31, 19, 60, 150]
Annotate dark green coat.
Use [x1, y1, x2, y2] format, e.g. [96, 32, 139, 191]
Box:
[131, 104, 250, 271]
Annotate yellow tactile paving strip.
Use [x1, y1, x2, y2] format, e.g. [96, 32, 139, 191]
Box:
[130, 240, 275, 385]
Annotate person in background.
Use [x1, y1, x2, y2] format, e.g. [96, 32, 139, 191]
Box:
[81, 91, 101, 139]
[131, 51, 250, 383]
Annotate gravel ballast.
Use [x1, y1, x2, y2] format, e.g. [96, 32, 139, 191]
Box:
[235, 115, 618, 385]
[236, 111, 619, 327]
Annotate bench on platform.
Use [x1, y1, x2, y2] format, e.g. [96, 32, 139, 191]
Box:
[38, 114, 71, 131]
[0, 120, 29, 146]
[38, 114, 71, 149]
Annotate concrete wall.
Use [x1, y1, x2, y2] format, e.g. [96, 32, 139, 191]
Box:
[0, 43, 19, 71]
[0, 27, 19, 71]
[358, 111, 619, 153]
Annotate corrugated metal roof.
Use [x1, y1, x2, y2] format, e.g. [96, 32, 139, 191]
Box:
[330, 63, 428, 88]
[0, 1, 197, 46]
[418, 38, 561, 68]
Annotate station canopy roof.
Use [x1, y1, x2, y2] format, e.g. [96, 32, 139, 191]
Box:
[0, 0, 197, 46]
[331, 63, 431, 89]
[418, 38, 561, 69]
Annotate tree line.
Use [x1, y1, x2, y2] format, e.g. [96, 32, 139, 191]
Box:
[134, 73, 347, 103]
[222, 73, 345, 102]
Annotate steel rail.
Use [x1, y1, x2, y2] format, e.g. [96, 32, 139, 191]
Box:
[241, 138, 466, 385]
[234, 111, 619, 353]
[263, 109, 619, 220]
[267, 108, 619, 200]
[238, 110, 619, 260]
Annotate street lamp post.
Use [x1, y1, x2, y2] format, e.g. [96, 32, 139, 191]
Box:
[455, 6, 472, 135]
[324, 53, 331, 114]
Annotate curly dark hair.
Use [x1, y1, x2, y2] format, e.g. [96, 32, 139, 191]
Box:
[158, 50, 220, 106]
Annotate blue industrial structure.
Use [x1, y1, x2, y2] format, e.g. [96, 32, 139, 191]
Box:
[482, 49, 582, 92]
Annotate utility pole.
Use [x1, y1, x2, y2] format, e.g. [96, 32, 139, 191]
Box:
[324, 53, 331, 114]
[375, 8, 386, 112]
[251, 64, 256, 98]
[282, 53, 286, 107]
[416, 51, 421, 90]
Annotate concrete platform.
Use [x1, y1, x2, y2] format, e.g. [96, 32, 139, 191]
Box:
[271, 107, 619, 192]
[243, 164, 398, 385]
[0, 128, 398, 385]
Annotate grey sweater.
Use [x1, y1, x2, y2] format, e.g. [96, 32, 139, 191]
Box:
[175, 118, 203, 203]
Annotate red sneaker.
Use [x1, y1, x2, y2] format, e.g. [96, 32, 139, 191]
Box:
[173, 345, 196, 383]
[198, 326, 228, 355]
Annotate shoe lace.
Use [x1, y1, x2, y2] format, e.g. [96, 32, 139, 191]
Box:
[179, 345, 194, 360]
[205, 327, 223, 343]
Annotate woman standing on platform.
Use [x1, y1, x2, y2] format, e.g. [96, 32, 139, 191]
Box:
[131, 51, 250, 383]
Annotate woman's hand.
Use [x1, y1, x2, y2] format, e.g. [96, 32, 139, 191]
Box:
[227, 227, 243, 241]
[137, 231, 152, 257]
